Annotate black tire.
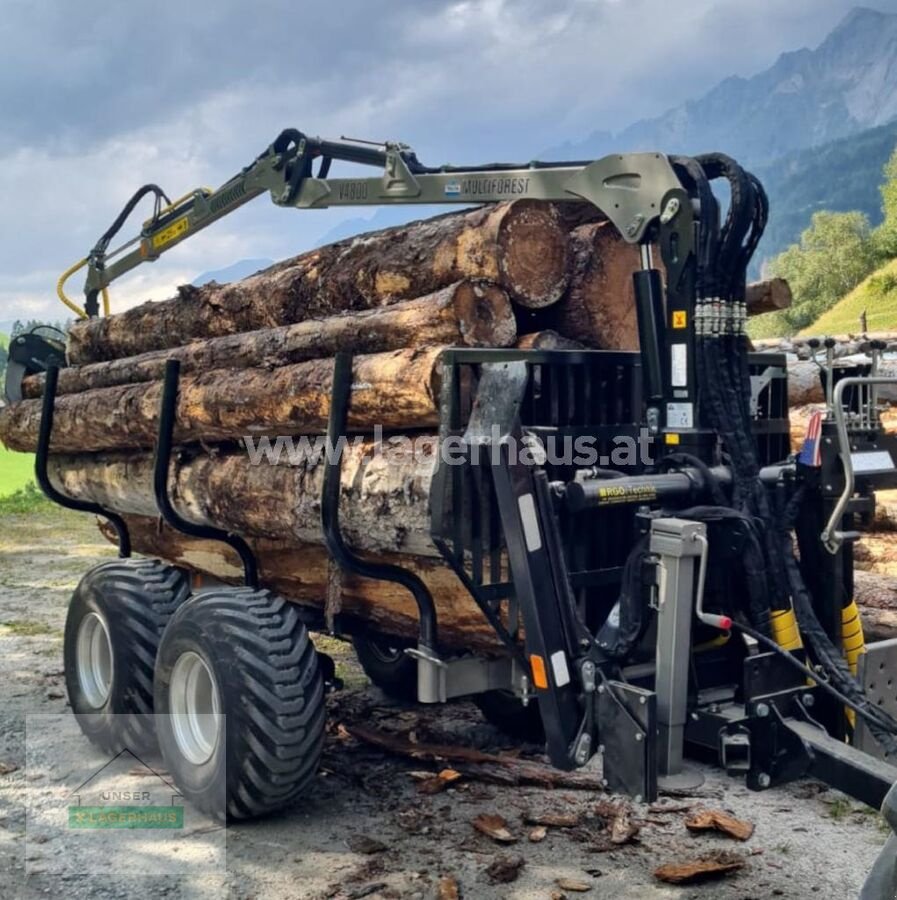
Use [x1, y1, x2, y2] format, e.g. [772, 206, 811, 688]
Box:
[351, 634, 417, 700]
[64, 558, 190, 753]
[474, 690, 544, 742]
[154, 587, 326, 820]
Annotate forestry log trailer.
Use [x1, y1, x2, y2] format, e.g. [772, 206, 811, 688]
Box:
[16, 131, 897, 830]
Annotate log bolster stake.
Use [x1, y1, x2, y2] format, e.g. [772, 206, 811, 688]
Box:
[36, 363, 131, 557]
[154, 359, 259, 588]
[322, 352, 440, 699]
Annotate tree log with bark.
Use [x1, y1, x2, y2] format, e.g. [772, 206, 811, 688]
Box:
[544, 221, 642, 350]
[1, 348, 444, 453]
[47, 436, 439, 556]
[541, 221, 792, 349]
[96, 515, 501, 652]
[24, 281, 515, 398]
[67, 201, 570, 364]
[514, 330, 584, 350]
[745, 277, 792, 315]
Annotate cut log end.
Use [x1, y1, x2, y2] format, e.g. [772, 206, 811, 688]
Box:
[746, 278, 792, 316]
[453, 281, 518, 347]
[496, 201, 571, 309]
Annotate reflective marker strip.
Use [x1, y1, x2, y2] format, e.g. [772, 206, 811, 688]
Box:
[530, 654, 548, 689]
[550, 651, 571, 687]
[518, 493, 542, 552]
[671, 344, 688, 387]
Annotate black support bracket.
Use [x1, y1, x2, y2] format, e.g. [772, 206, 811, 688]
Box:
[153, 359, 258, 588]
[35, 363, 131, 558]
[322, 352, 438, 651]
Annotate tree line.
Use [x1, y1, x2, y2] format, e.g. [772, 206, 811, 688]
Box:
[764, 147, 897, 335]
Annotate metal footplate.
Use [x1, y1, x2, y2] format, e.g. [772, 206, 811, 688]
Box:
[856, 639, 897, 764]
[596, 680, 658, 802]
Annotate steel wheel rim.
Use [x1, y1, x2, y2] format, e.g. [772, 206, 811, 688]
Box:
[76, 612, 113, 708]
[169, 651, 220, 765]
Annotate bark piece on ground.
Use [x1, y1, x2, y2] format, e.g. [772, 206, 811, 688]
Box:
[346, 834, 388, 855]
[523, 811, 581, 828]
[343, 724, 605, 790]
[590, 800, 640, 850]
[653, 851, 746, 885]
[436, 875, 460, 900]
[485, 855, 525, 884]
[685, 809, 754, 841]
[471, 813, 517, 844]
[556, 877, 593, 892]
[416, 769, 462, 795]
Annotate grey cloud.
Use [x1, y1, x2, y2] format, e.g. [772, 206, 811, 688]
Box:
[3, 0, 897, 325]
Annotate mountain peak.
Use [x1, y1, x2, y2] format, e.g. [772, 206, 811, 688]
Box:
[838, 6, 891, 26]
[548, 4, 897, 167]
[827, 5, 895, 41]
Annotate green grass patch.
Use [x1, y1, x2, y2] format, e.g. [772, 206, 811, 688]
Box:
[0, 446, 36, 497]
[803, 257, 897, 335]
[0, 481, 52, 514]
[825, 796, 853, 820]
[0, 619, 58, 637]
[747, 309, 791, 340]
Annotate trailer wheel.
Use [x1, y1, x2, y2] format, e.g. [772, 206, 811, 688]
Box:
[64, 559, 190, 753]
[351, 634, 417, 700]
[474, 690, 544, 742]
[154, 587, 326, 820]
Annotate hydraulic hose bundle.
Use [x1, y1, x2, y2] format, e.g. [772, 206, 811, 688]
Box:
[678, 153, 897, 753]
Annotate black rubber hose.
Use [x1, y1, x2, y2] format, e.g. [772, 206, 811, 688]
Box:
[732, 619, 897, 756]
[92, 184, 171, 256]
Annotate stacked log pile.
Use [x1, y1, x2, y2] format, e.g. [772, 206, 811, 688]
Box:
[1, 196, 893, 644]
[1, 200, 604, 648]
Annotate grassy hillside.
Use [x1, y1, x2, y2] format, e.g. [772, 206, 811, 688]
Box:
[802, 257, 897, 336]
[0, 447, 35, 497]
[0, 332, 8, 349]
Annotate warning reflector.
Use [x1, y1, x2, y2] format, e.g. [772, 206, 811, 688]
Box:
[530, 654, 549, 689]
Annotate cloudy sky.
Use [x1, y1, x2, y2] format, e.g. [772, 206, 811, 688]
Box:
[4, 0, 895, 327]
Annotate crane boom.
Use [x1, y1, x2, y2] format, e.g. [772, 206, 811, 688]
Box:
[68, 129, 683, 319]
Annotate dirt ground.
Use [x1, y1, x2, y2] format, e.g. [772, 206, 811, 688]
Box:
[0, 509, 890, 899]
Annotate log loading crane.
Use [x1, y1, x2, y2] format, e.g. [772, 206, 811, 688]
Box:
[13, 131, 897, 853]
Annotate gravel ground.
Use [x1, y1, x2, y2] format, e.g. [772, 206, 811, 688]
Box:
[0, 508, 890, 899]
